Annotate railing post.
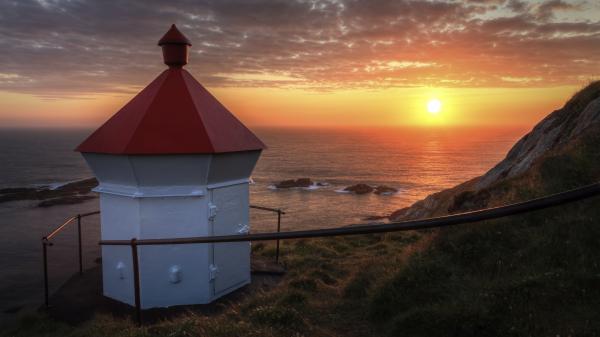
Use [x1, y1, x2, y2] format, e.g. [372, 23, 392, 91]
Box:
[42, 238, 49, 308]
[130, 238, 142, 326]
[276, 209, 282, 264]
[77, 214, 83, 275]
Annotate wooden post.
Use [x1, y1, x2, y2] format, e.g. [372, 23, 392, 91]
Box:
[276, 210, 281, 264]
[130, 238, 142, 326]
[42, 238, 49, 308]
[77, 215, 83, 275]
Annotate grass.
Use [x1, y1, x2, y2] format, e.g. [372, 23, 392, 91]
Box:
[4, 196, 599, 336]
[4, 208, 600, 337]
[369, 199, 600, 336]
[1, 232, 416, 337]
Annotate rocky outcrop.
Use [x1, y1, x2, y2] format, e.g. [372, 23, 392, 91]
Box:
[389, 185, 465, 220]
[374, 185, 398, 195]
[275, 178, 312, 188]
[38, 195, 97, 208]
[363, 215, 389, 221]
[0, 178, 98, 207]
[447, 189, 491, 214]
[477, 83, 600, 190]
[343, 184, 399, 195]
[344, 184, 374, 194]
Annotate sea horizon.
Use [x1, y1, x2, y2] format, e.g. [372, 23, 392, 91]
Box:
[0, 124, 529, 193]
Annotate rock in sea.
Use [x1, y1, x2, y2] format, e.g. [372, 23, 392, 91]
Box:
[374, 185, 398, 195]
[275, 178, 313, 188]
[344, 184, 374, 195]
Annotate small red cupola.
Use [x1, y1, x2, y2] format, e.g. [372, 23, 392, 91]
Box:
[158, 24, 192, 68]
[77, 24, 266, 154]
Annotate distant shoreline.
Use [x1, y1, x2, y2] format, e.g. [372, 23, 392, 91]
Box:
[0, 178, 98, 208]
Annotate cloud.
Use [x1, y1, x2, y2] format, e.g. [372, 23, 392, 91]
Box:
[0, 0, 598, 96]
[534, 0, 580, 21]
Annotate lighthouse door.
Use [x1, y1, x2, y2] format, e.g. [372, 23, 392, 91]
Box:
[210, 184, 251, 296]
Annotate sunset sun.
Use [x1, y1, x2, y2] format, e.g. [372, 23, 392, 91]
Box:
[427, 99, 442, 115]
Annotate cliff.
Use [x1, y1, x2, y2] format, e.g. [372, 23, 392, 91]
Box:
[391, 81, 600, 221]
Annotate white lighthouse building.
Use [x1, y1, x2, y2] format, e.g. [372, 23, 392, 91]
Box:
[76, 25, 266, 309]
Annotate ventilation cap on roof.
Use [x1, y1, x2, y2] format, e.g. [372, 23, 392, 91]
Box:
[158, 24, 192, 68]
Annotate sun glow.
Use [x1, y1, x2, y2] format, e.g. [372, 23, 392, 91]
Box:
[427, 98, 442, 114]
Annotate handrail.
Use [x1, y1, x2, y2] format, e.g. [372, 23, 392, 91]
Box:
[43, 211, 100, 242]
[41, 211, 100, 308]
[100, 182, 600, 246]
[40, 205, 283, 310]
[79, 210, 101, 218]
[43, 208, 271, 241]
[249, 205, 285, 263]
[250, 205, 286, 214]
[44, 216, 77, 241]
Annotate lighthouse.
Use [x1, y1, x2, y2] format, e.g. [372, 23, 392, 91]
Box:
[76, 25, 266, 308]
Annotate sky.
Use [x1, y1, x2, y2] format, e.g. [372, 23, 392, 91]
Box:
[0, 0, 599, 128]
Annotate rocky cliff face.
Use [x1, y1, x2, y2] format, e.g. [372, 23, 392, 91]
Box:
[390, 81, 600, 221]
[477, 82, 600, 190]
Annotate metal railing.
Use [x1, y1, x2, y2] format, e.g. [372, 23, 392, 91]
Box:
[250, 205, 285, 263]
[41, 210, 100, 308]
[99, 182, 600, 325]
[41, 182, 600, 325]
[102, 182, 600, 246]
[40, 206, 284, 310]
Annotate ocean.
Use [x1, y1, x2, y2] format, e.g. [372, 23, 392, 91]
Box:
[0, 126, 527, 317]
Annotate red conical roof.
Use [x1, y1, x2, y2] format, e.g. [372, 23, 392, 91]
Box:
[158, 24, 192, 46]
[77, 27, 265, 155]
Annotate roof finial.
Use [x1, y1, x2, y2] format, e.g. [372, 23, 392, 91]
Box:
[158, 24, 192, 68]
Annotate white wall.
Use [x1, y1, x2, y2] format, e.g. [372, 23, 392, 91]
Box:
[83, 152, 260, 308]
[100, 194, 140, 304]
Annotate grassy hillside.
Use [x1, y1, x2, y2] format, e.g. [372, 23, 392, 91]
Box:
[3, 83, 600, 336]
[369, 137, 600, 335]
